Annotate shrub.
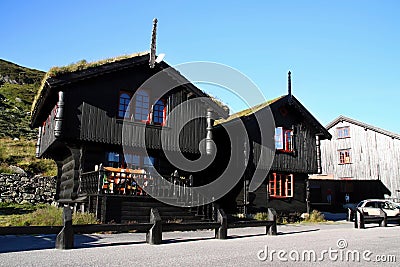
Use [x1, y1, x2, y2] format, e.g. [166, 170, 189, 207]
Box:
[253, 212, 269, 221]
[303, 210, 326, 223]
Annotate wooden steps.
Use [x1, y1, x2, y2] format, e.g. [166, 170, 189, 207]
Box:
[120, 199, 204, 223]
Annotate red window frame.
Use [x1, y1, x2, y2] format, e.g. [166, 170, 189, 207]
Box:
[118, 91, 132, 119]
[337, 127, 350, 139]
[134, 90, 150, 122]
[152, 99, 166, 126]
[269, 173, 294, 198]
[275, 127, 294, 152]
[339, 149, 351, 164]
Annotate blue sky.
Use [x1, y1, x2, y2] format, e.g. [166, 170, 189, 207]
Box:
[1, 0, 399, 133]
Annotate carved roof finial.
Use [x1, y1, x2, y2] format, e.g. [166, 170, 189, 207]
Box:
[149, 18, 158, 68]
[288, 71, 292, 99]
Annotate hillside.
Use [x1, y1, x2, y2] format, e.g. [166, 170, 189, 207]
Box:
[0, 59, 44, 139]
[0, 59, 56, 176]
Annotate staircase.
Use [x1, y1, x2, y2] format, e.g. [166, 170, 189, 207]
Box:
[89, 195, 212, 223]
[120, 197, 206, 223]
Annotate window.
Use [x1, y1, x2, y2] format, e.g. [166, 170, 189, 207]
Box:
[339, 149, 351, 164]
[107, 152, 122, 168]
[106, 152, 156, 171]
[134, 90, 150, 121]
[125, 154, 140, 168]
[118, 92, 131, 118]
[337, 127, 350, 139]
[153, 99, 166, 125]
[275, 127, 294, 152]
[268, 173, 293, 198]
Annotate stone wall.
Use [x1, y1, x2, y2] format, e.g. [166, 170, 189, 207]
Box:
[0, 174, 56, 204]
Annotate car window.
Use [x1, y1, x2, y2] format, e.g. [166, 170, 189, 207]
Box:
[357, 201, 365, 208]
[364, 201, 376, 208]
[385, 202, 398, 210]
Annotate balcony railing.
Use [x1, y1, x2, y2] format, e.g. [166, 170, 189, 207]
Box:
[79, 167, 202, 202]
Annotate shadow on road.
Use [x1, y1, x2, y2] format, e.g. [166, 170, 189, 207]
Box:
[278, 228, 320, 235]
[0, 234, 147, 253]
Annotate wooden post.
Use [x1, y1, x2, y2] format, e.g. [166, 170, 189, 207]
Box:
[215, 208, 227, 239]
[355, 208, 365, 229]
[347, 208, 352, 222]
[379, 208, 387, 227]
[100, 195, 107, 224]
[146, 208, 162, 245]
[267, 208, 277, 235]
[55, 206, 74, 249]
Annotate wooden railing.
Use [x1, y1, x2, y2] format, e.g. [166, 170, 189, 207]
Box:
[80, 168, 196, 198]
[79, 168, 214, 219]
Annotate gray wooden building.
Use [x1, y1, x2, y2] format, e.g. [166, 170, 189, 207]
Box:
[311, 116, 400, 205]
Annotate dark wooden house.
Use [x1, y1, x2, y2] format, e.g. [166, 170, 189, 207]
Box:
[30, 52, 228, 222]
[214, 75, 332, 215]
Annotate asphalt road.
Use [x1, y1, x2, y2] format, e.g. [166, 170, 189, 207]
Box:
[0, 222, 399, 266]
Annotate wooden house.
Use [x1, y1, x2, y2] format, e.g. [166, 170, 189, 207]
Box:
[30, 51, 229, 222]
[213, 74, 332, 215]
[310, 116, 400, 207]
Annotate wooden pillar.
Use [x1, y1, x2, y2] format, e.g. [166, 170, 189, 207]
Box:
[315, 135, 322, 174]
[35, 127, 42, 158]
[100, 195, 107, 224]
[146, 208, 162, 245]
[267, 208, 277, 236]
[347, 208, 353, 222]
[205, 109, 215, 155]
[355, 208, 365, 229]
[215, 208, 227, 239]
[306, 179, 310, 214]
[379, 208, 387, 227]
[55, 206, 74, 249]
[54, 91, 64, 138]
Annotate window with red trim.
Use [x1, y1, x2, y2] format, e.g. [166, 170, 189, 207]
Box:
[134, 90, 150, 122]
[275, 127, 294, 152]
[153, 99, 166, 125]
[118, 92, 132, 118]
[337, 127, 350, 139]
[42, 121, 46, 135]
[339, 149, 351, 164]
[268, 173, 293, 198]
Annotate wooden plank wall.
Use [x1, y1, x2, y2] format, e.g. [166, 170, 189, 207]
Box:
[79, 95, 207, 154]
[38, 103, 58, 157]
[320, 121, 400, 197]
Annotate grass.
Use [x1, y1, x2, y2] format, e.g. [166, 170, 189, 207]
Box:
[0, 138, 57, 176]
[233, 210, 327, 225]
[0, 203, 99, 226]
[32, 51, 149, 115]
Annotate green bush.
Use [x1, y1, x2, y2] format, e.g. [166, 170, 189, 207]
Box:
[303, 210, 325, 223]
[253, 212, 269, 221]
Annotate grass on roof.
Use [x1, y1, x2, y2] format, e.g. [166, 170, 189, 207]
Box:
[214, 96, 284, 125]
[31, 51, 149, 116]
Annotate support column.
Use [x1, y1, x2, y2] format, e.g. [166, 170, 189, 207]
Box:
[205, 109, 215, 155]
[267, 208, 277, 235]
[146, 208, 162, 245]
[54, 91, 64, 138]
[215, 208, 227, 239]
[56, 206, 74, 249]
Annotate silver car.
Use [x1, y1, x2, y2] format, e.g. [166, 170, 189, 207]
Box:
[357, 199, 400, 218]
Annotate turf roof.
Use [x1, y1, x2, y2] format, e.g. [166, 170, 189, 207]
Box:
[30, 51, 230, 125]
[31, 51, 150, 115]
[214, 96, 284, 125]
